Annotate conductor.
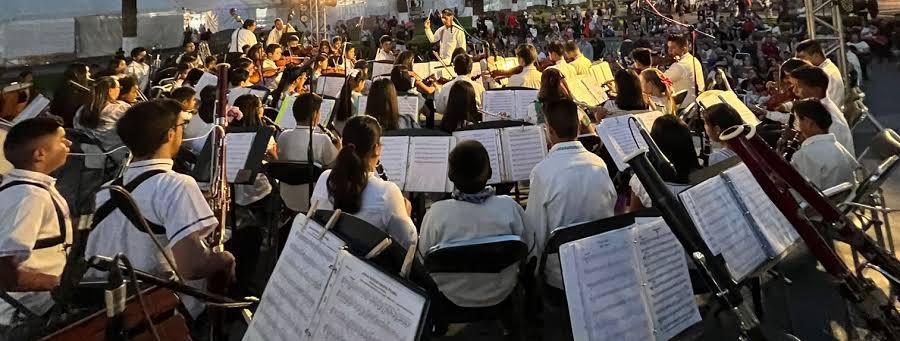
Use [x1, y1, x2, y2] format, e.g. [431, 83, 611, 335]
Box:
[425, 9, 467, 63]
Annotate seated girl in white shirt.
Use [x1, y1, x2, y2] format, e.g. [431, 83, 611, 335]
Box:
[332, 68, 367, 135]
[73, 76, 130, 161]
[593, 69, 651, 119]
[311, 116, 417, 248]
[640, 68, 676, 115]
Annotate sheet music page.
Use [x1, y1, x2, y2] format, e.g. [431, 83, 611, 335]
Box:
[634, 111, 666, 132]
[316, 77, 346, 99]
[12, 95, 50, 125]
[311, 251, 427, 341]
[560, 227, 654, 341]
[397, 96, 419, 119]
[581, 76, 609, 104]
[501, 126, 547, 181]
[228, 87, 254, 105]
[372, 63, 394, 78]
[483, 91, 517, 121]
[678, 177, 768, 280]
[633, 218, 702, 341]
[243, 215, 346, 341]
[356, 95, 369, 115]
[224, 132, 256, 183]
[697, 90, 760, 126]
[513, 90, 539, 121]
[193, 73, 218, 98]
[567, 77, 600, 106]
[453, 129, 505, 184]
[591, 62, 614, 89]
[379, 136, 411, 189]
[596, 115, 649, 171]
[723, 164, 799, 256]
[429, 61, 447, 78]
[405, 137, 452, 192]
[320, 98, 336, 126]
[276, 96, 298, 128]
[413, 63, 432, 79]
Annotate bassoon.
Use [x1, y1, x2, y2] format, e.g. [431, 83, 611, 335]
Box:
[207, 63, 232, 341]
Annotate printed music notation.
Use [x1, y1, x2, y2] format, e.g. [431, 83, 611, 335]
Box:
[596, 115, 649, 171]
[722, 164, 799, 256]
[223, 132, 255, 183]
[406, 137, 453, 192]
[452, 129, 504, 185]
[379, 136, 412, 190]
[501, 126, 547, 182]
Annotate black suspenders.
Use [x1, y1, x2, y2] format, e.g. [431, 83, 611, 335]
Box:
[90, 169, 168, 235]
[0, 181, 67, 250]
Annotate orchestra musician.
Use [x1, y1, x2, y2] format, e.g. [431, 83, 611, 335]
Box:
[84, 100, 236, 318]
[527, 99, 616, 293]
[310, 115, 417, 248]
[284, 35, 304, 60]
[507, 44, 542, 89]
[394, 51, 438, 96]
[702, 103, 744, 165]
[183, 86, 216, 154]
[664, 34, 705, 109]
[537, 68, 597, 135]
[544, 41, 577, 80]
[593, 69, 650, 120]
[73, 77, 129, 159]
[368, 78, 418, 130]
[788, 99, 859, 190]
[266, 18, 296, 47]
[434, 54, 485, 114]
[332, 68, 367, 134]
[639, 68, 676, 115]
[230, 19, 259, 53]
[116, 76, 141, 106]
[627, 115, 699, 211]
[125, 47, 150, 91]
[262, 44, 285, 90]
[374, 35, 397, 62]
[563, 40, 592, 76]
[50, 63, 92, 128]
[631, 47, 653, 73]
[270, 65, 311, 107]
[0, 117, 72, 339]
[761, 58, 808, 119]
[787, 65, 855, 155]
[438, 82, 480, 133]
[278, 93, 341, 212]
[795, 39, 845, 109]
[424, 9, 467, 62]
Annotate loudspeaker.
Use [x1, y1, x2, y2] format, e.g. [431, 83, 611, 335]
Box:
[473, 0, 484, 14]
[397, 0, 409, 12]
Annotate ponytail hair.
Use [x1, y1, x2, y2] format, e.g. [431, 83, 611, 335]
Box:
[327, 116, 382, 213]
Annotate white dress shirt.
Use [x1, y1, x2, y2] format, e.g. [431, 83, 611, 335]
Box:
[525, 141, 617, 289]
[569, 54, 592, 76]
[818, 58, 845, 109]
[230, 28, 258, 53]
[508, 65, 542, 89]
[790, 133, 858, 190]
[820, 97, 855, 156]
[419, 195, 533, 307]
[425, 24, 467, 62]
[0, 170, 72, 325]
[125, 61, 150, 91]
[311, 170, 417, 248]
[266, 25, 296, 46]
[547, 58, 577, 81]
[277, 127, 339, 211]
[434, 75, 485, 113]
[664, 53, 705, 108]
[374, 48, 395, 62]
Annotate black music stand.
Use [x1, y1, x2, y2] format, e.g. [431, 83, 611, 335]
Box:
[193, 126, 274, 185]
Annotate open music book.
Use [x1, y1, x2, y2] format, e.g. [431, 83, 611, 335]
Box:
[697, 90, 760, 126]
[482, 89, 539, 121]
[567, 76, 605, 107]
[315, 76, 346, 99]
[228, 87, 269, 105]
[275, 95, 336, 129]
[413, 61, 448, 79]
[223, 128, 274, 184]
[595, 111, 666, 171]
[371, 62, 394, 79]
[678, 163, 799, 280]
[453, 125, 549, 184]
[590, 61, 615, 91]
[397, 95, 420, 120]
[244, 216, 428, 341]
[193, 72, 218, 98]
[12, 94, 50, 125]
[379, 136, 456, 192]
[579, 75, 610, 104]
[561, 217, 701, 341]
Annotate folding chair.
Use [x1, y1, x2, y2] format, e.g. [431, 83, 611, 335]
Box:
[423, 235, 528, 338]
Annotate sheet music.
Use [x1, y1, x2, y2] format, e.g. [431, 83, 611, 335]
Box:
[228, 87, 268, 105]
[581, 76, 609, 104]
[723, 164, 799, 257]
[405, 137, 452, 192]
[501, 126, 547, 181]
[591, 62, 614, 89]
[513, 90, 539, 121]
[224, 132, 256, 183]
[483, 91, 517, 121]
[320, 98, 336, 126]
[311, 250, 427, 341]
[634, 218, 702, 341]
[397, 96, 419, 120]
[316, 76, 346, 99]
[561, 227, 653, 341]
[678, 177, 767, 280]
[413, 63, 432, 79]
[453, 129, 505, 184]
[568, 77, 601, 106]
[243, 216, 346, 341]
[380, 136, 411, 189]
[634, 111, 666, 132]
[372, 63, 394, 78]
[193, 73, 218, 98]
[12, 95, 50, 125]
[697, 90, 760, 126]
[596, 115, 649, 171]
[356, 95, 369, 115]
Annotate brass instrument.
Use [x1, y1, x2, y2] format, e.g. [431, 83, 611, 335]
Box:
[198, 41, 213, 63]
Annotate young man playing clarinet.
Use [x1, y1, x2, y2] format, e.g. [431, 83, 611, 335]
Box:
[0, 118, 72, 338]
[789, 99, 858, 191]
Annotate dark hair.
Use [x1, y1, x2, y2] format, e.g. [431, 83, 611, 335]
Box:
[327, 116, 382, 213]
[448, 140, 492, 193]
[205, 56, 218, 66]
[198, 85, 217, 123]
[130, 47, 147, 58]
[547, 41, 565, 56]
[265, 43, 282, 55]
[441, 82, 478, 133]
[233, 94, 263, 127]
[780, 58, 810, 79]
[19, 69, 33, 79]
[614, 69, 648, 110]
[667, 34, 689, 47]
[334, 68, 367, 121]
[793, 98, 832, 130]
[3, 117, 64, 168]
[234, 57, 254, 71]
[117, 99, 182, 157]
[169, 86, 196, 105]
[703, 103, 744, 133]
[650, 115, 699, 182]
[789, 65, 829, 90]
[293, 92, 323, 124]
[79, 76, 119, 129]
[544, 99, 579, 139]
[63, 63, 90, 85]
[452, 54, 473, 76]
[563, 40, 580, 53]
[516, 44, 538, 66]
[441, 8, 455, 17]
[272, 65, 311, 105]
[538, 68, 568, 102]
[451, 47, 467, 61]
[230, 68, 251, 86]
[247, 44, 265, 60]
[395, 51, 415, 70]
[366, 78, 401, 131]
[390, 65, 415, 93]
[795, 39, 824, 57]
[242, 19, 256, 29]
[318, 40, 332, 54]
[631, 47, 652, 67]
[379, 35, 393, 45]
[118, 75, 139, 97]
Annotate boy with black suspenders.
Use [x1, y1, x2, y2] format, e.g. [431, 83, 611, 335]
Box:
[0, 117, 73, 339]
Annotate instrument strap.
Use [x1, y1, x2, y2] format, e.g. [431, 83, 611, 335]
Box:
[89, 170, 168, 235]
[0, 181, 67, 250]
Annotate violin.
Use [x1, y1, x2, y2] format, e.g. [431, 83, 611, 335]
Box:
[536, 59, 555, 72]
[276, 56, 304, 67]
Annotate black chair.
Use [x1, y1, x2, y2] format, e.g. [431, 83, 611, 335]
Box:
[424, 235, 528, 337]
[673, 89, 689, 106]
[261, 161, 324, 186]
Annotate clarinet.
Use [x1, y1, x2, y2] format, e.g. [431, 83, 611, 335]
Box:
[775, 114, 801, 161]
[376, 163, 389, 181]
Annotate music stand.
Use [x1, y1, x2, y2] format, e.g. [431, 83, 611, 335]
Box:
[456, 120, 533, 200]
[192, 126, 274, 185]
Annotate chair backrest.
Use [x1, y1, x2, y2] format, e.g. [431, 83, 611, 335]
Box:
[843, 99, 868, 129]
[262, 161, 324, 186]
[673, 89, 688, 105]
[424, 235, 527, 273]
[861, 129, 900, 161]
[847, 155, 900, 209]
